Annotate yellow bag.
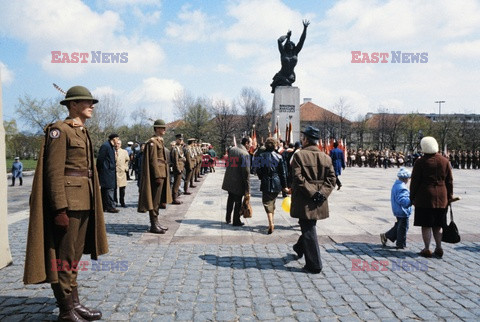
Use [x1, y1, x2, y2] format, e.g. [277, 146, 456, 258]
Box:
[281, 196, 291, 213]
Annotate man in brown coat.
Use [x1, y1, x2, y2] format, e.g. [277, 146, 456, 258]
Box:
[138, 119, 172, 234]
[221, 137, 252, 226]
[23, 85, 108, 321]
[290, 126, 336, 274]
[171, 133, 186, 204]
[184, 138, 196, 193]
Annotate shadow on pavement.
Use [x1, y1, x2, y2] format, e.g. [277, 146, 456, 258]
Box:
[0, 296, 57, 320]
[177, 218, 296, 234]
[326, 242, 422, 259]
[105, 223, 149, 236]
[199, 253, 303, 272]
[455, 244, 480, 252]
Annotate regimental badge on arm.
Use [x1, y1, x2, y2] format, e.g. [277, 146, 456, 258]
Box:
[49, 129, 61, 139]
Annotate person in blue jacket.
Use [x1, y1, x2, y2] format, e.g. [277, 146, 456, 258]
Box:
[380, 167, 412, 249]
[329, 141, 346, 190]
[11, 157, 23, 186]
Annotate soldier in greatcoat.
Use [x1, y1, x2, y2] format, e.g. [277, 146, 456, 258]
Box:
[184, 138, 196, 193]
[171, 133, 186, 204]
[23, 85, 108, 321]
[137, 119, 172, 234]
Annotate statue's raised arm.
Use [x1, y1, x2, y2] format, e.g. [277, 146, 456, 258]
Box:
[270, 20, 309, 93]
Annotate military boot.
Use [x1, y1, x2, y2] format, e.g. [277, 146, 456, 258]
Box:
[57, 295, 88, 321]
[71, 287, 102, 321]
[149, 213, 166, 234]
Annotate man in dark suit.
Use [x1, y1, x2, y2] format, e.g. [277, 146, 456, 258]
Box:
[221, 137, 252, 226]
[290, 126, 336, 273]
[330, 141, 346, 190]
[97, 133, 119, 213]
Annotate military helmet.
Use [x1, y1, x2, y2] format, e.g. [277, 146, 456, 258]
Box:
[153, 119, 166, 128]
[60, 86, 98, 106]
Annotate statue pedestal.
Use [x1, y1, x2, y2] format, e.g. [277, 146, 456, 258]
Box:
[0, 73, 13, 269]
[271, 86, 300, 143]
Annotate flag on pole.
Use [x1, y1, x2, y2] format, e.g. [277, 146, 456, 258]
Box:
[285, 123, 289, 145]
[288, 119, 293, 145]
[444, 144, 447, 156]
[318, 138, 323, 151]
[249, 125, 257, 154]
[233, 134, 237, 147]
[343, 139, 348, 164]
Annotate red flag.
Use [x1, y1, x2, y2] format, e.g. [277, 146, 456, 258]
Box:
[249, 125, 257, 154]
[318, 139, 323, 151]
[233, 134, 237, 147]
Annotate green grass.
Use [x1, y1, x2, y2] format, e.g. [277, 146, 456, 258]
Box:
[6, 159, 37, 172]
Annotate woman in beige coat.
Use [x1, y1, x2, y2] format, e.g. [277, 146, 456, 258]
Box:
[115, 140, 130, 207]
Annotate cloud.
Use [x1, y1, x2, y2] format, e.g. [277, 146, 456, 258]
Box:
[444, 40, 480, 59]
[0, 0, 164, 77]
[0, 62, 14, 85]
[127, 77, 184, 121]
[166, 5, 221, 42]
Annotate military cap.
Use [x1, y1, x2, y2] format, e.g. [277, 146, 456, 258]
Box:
[127, 141, 133, 145]
[14, 156, 19, 160]
[301, 125, 320, 140]
[175, 133, 184, 139]
[187, 138, 196, 143]
[153, 119, 166, 128]
[60, 85, 98, 106]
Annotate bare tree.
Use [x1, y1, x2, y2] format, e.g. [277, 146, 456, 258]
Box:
[173, 89, 196, 120]
[235, 87, 265, 134]
[15, 95, 67, 134]
[86, 94, 125, 150]
[400, 113, 431, 152]
[210, 99, 239, 153]
[332, 97, 352, 139]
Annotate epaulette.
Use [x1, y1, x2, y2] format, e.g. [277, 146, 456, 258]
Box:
[64, 119, 82, 127]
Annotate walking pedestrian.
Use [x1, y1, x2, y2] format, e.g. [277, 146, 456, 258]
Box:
[222, 137, 252, 226]
[11, 156, 23, 186]
[290, 126, 336, 274]
[115, 139, 130, 208]
[380, 167, 412, 249]
[254, 137, 288, 234]
[329, 141, 345, 190]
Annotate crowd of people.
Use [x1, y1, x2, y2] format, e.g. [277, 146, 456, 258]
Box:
[21, 85, 459, 320]
[346, 148, 480, 170]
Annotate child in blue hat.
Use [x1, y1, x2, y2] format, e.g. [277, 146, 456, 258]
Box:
[380, 167, 412, 249]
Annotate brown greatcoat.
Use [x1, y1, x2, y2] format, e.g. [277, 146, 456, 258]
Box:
[221, 144, 251, 196]
[410, 153, 453, 208]
[171, 144, 185, 173]
[184, 145, 195, 171]
[290, 145, 336, 220]
[138, 136, 172, 212]
[23, 120, 109, 285]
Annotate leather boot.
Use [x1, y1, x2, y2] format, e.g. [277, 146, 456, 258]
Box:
[267, 213, 274, 234]
[57, 295, 88, 321]
[149, 213, 166, 234]
[71, 287, 102, 321]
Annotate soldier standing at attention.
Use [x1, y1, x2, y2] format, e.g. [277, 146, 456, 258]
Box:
[171, 133, 186, 204]
[23, 85, 108, 321]
[138, 119, 172, 234]
[184, 138, 196, 195]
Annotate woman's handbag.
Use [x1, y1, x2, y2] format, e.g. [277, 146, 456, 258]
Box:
[240, 196, 253, 218]
[442, 205, 460, 244]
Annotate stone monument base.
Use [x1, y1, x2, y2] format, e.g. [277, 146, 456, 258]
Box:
[271, 86, 300, 143]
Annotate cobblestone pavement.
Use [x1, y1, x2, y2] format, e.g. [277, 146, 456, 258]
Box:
[2, 167, 480, 321]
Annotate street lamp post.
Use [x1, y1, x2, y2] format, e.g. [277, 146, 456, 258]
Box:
[435, 100, 445, 115]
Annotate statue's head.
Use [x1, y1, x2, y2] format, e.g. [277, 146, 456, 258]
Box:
[285, 41, 295, 52]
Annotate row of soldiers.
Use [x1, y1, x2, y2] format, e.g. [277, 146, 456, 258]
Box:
[346, 148, 480, 169]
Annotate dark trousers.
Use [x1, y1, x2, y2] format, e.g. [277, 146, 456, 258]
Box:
[295, 219, 322, 271]
[185, 169, 193, 191]
[385, 217, 409, 248]
[101, 187, 116, 211]
[51, 211, 90, 300]
[172, 172, 182, 200]
[114, 186, 126, 206]
[335, 175, 341, 187]
[11, 177, 23, 186]
[226, 192, 243, 224]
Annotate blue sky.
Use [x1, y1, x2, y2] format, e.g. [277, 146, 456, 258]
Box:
[1, 0, 479, 130]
